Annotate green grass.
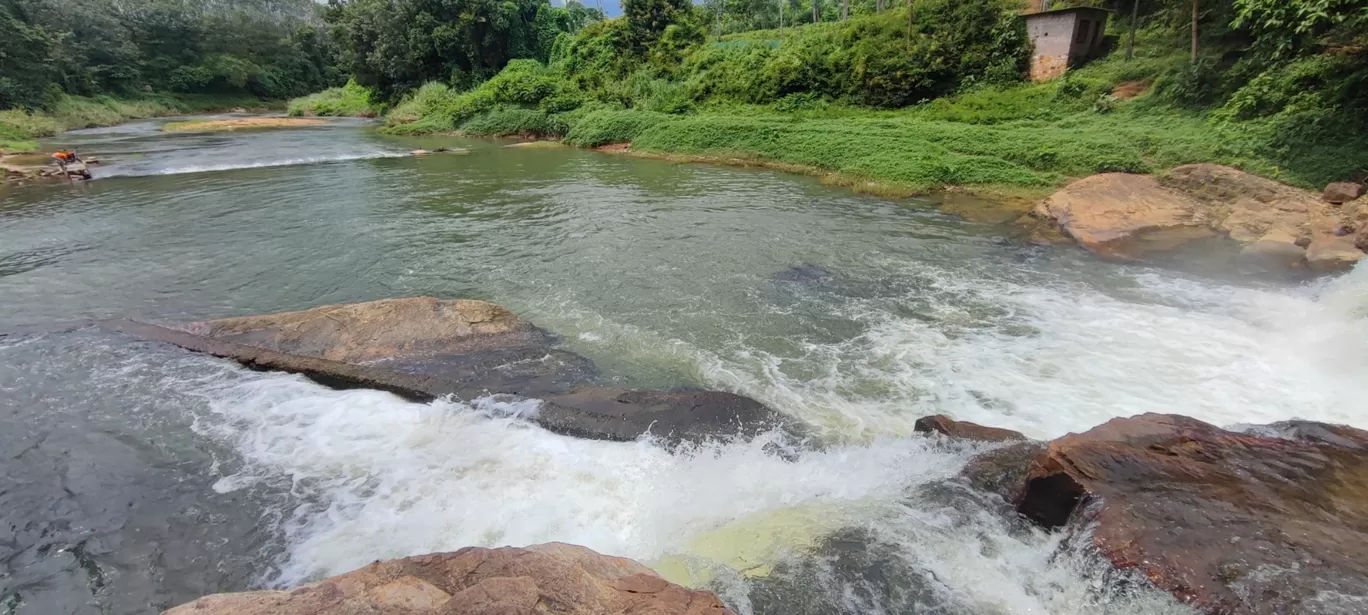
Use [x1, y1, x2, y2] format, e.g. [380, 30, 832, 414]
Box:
[287, 80, 379, 117]
[460, 108, 569, 138]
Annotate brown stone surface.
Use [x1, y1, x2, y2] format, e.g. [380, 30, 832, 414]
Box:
[1015, 414, 1368, 615]
[1324, 182, 1365, 204]
[104, 298, 788, 445]
[1034, 164, 1368, 269]
[913, 415, 1027, 443]
[1032, 173, 1211, 257]
[178, 298, 536, 363]
[1236, 228, 1306, 272]
[162, 543, 736, 615]
[1306, 234, 1365, 272]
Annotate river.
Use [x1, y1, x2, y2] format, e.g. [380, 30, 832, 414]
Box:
[2, 116, 1366, 615]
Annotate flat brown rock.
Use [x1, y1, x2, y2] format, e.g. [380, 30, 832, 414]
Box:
[1033, 173, 1210, 258]
[1034, 164, 1367, 270]
[178, 298, 536, 363]
[107, 298, 788, 445]
[162, 543, 736, 615]
[1015, 414, 1368, 614]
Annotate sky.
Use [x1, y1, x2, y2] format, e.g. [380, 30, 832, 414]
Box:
[554, 0, 624, 17]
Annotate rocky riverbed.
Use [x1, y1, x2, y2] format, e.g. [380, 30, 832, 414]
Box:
[104, 298, 1368, 615]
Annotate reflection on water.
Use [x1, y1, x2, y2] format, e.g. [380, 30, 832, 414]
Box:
[1, 118, 1365, 614]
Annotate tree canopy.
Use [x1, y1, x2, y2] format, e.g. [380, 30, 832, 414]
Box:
[0, 0, 340, 109]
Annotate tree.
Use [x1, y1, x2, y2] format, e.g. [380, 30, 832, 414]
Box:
[1234, 0, 1368, 56]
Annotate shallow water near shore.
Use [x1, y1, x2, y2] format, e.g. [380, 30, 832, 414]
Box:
[2, 117, 1366, 614]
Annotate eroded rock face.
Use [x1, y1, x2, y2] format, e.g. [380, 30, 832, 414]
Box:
[162, 543, 736, 615]
[107, 298, 787, 444]
[1015, 413, 1368, 615]
[1033, 164, 1367, 270]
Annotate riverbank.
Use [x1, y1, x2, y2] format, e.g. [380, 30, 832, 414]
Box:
[0, 94, 278, 153]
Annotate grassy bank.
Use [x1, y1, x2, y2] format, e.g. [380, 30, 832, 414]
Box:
[287, 4, 1366, 194]
[0, 93, 272, 153]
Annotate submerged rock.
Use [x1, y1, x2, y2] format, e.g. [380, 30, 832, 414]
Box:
[108, 298, 786, 445]
[162, 542, 735, 615]
[1014, 413, 1368, 614]
[1033, 164, 1367, 270]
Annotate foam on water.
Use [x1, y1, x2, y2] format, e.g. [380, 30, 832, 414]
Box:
[699, 260, 1368, 441]
[93, 151, 410, 178]
[193, 375, 973, 585]
[174, 262, 1368, 614]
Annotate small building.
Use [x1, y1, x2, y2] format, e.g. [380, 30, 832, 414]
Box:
[1024, 5, 1110, 82]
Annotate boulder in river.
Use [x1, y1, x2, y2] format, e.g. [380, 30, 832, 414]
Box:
[1014, 413, 1368, 615]
[1033, 164, 1368, 269]
[913, 414, 1027, 443]
[162, 542, 736, 615]
[107, 298, 788, 445]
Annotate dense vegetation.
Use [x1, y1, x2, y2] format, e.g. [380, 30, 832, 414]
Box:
[1, 0, 339, 109]
[291, 0, 1366, 192]
[0, 0, 342, 150]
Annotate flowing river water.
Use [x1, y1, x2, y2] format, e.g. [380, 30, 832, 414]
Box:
[2, 116, 1367, 615]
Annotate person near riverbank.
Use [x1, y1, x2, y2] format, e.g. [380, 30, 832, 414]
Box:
[50, 150, 91, 180]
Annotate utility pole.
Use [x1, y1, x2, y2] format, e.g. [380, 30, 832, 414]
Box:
[1191, 0, 1199, 61]
[779, 0, 783, 31]
[812, 0, 818, 23]
[841, 0, 848, 20]
[1126, 0, 1139, 60]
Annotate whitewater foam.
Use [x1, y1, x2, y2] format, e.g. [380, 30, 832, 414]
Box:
[94, 151, 409, 178]
[696, 260, 1368, 441]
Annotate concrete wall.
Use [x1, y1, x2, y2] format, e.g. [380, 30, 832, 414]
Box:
[1027, 9, 1110, 82]
[1027, 12, 1076, 82]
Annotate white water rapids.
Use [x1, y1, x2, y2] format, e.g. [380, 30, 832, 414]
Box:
[183, 262, 1368, 615]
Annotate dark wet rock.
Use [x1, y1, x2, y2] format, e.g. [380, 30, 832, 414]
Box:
[959, 440, 1046, 503]
[538, 388, 789, 445]
[771, 264, 834, 285]
[102, 298, 782, 445]
[163, 542, 735, 615]
[914, 414, 1027, 443]
[1014, 413, 1368, 615]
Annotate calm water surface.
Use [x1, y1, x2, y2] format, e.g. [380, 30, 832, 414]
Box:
[2, 117, 1366, 614]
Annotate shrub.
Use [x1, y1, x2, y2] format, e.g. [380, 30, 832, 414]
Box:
[287, 80, 378, 117]
[562, 109, 671, 146]
[460, 107, 569, 138]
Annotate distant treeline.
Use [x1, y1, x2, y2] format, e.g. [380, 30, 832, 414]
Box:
[0, 0, 339, 109]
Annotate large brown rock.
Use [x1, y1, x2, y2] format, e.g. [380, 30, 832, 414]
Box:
[1306, 233, 1365, 272]
[1015, 414, 1368, 615]
[178, 298, 535, 363]
[1032, 173, 1212, 258]
[105, 298, 789, 445]
[162, 543, 735, 615]
[1324, 182, 1365, 204]
[1034, 164, 1367, 269]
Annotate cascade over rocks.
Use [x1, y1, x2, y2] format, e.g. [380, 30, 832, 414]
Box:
[1014, 413, 1368, 615]
[1033, 164, 1367, 271]
[162, 543, 736, 615]
[103, 298, 788, 445]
